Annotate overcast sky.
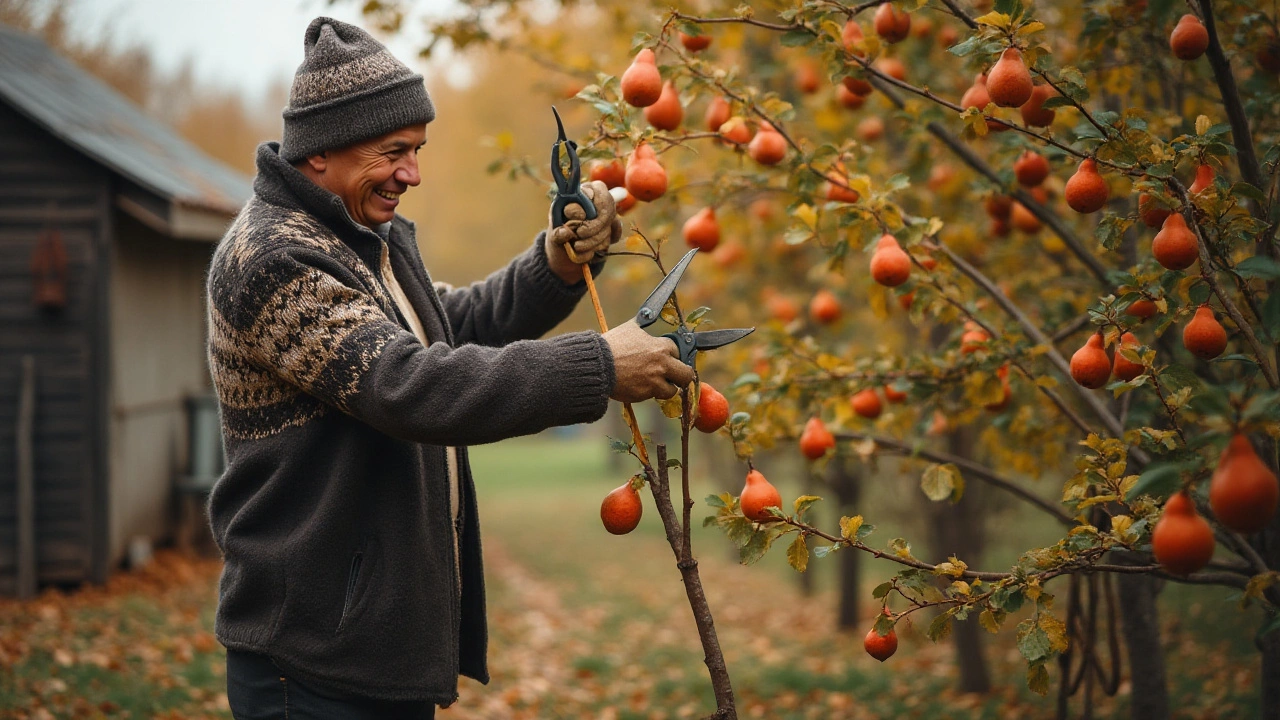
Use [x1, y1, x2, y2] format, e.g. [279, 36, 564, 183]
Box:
[64, 0, 456, 100]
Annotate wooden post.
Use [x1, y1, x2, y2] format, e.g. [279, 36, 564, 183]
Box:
[16, 355, 36, 599]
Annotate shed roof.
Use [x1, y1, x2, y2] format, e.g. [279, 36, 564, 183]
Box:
[0, 23, 251, 219]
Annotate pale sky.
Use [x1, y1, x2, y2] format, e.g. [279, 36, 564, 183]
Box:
[63, 0, 460, 100]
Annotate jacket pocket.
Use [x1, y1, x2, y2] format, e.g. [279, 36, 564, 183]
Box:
[337, 551, 363, 631]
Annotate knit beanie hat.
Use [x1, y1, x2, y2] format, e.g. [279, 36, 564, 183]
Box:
[279, 17, 435, 163]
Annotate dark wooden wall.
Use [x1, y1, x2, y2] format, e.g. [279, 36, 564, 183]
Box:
[0, 103, 109, 593]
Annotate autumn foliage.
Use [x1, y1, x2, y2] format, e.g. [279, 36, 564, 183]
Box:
[456, 0, 1280, 710]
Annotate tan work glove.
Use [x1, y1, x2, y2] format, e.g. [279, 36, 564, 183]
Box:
[603, 319, 696, 403]
[546, 180, 623, 284]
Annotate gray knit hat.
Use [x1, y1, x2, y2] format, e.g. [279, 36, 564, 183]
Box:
[279, 17, 435, 163]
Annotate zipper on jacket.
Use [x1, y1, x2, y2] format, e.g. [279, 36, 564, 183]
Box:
[338, 552, 363, 630]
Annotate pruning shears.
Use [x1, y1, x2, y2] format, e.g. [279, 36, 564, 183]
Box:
[550, 106, 597, 228]
[635, 248, 755, 367]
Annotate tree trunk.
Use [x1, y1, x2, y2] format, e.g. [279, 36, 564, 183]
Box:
[923, 427, 991, 694]
[1113, 550, 1170, 720]
[830, 454, 862, 629]
[1258, 436, 1280, 718]
[1261, 623, 1280, 720]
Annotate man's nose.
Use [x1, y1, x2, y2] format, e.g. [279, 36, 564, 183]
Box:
[395, 154, 421, 187]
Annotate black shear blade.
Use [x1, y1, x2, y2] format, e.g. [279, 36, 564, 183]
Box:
[552, 105, 568, 142]
[692, 327, 755, 351]
[635, 248, 699, 328]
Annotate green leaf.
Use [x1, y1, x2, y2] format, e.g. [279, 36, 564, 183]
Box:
[927, 611, 954, 641]
[723, 515, 756, 547]
[1189, 281, 1212, 305]
[921, 463, 965, 503]
[1236, 256, 1280, 281]
[787, 535, 809, 573]
[780, 29, 814, 46]
[1231, 182, 1268, 204]
[704, 493, 729, 509]
[608, 436, 632, 454]
[813, 544, 836, 559]
[872, 581, 893, 598]
[729, 411, 751, 426]
[729, 373, 761, 390]
[873, 612, 896, 636]
[1257, 613, 1280, 643]
[1095, 214, 1132, 252]
[1126, 461, 1191, 501]
[1017, 621, 1052, 663]
[991, 586, 1025, 613]
[740, 524, 789, 565]
[1245, 392, 1280, 422]
[947, 34, 986, 57]
[1264, 289, 1280, 340]
[684, 306, 711, 327]
[1094, 110, 1120, 127]
[1040, 95, 1076, 110]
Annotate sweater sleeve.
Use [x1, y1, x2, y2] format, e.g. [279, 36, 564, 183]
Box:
[436, 232, 606, 347]
[232, 247, 615, 446]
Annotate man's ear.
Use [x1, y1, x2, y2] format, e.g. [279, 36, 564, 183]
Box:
[304, 152, 328, 173]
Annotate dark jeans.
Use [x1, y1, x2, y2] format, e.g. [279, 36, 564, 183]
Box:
[226, 649, 436, 720]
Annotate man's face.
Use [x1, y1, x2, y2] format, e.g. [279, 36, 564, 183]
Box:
[308, 124, 427, 229]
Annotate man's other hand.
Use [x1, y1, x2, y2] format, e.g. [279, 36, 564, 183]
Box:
[603, 320, 696, 403]
[546, 181, 623, 284]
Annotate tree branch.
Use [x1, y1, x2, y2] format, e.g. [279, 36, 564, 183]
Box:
[650, 444, 737, 717]
[936, 0, 978, 29]
[1196, 0, 1266, 211]
[913, 108, 1113, 285]
[1173, 183, 1280, 388]
[832, 429, 1076, 524]
[929, 241, 1152, 466]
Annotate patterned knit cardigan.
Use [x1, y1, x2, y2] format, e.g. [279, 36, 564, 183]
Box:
[204, 142, 614, 704]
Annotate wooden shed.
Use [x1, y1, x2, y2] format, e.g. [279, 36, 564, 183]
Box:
[0, 23, 251, 595]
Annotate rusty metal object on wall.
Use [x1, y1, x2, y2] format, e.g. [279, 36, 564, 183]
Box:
[30, 224, 68, 310]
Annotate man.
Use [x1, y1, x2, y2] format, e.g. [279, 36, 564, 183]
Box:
[205, 16, 693, 719]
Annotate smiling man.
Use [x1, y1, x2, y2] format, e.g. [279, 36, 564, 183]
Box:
[204, 16, 693, 719]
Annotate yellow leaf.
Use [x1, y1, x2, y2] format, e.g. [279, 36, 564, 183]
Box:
[867, 284, 889, 319]
[1111, 515, 1135, 542]
[1195, 115, 1211, 136]
[975, 11, 1012, 28]
[1027, 663, 1050, 695]
[1246, 572, 1278, 601]
[848, 175, 873, 200]
[926, 216, 945, 237]
[1017, 20, 1046, 35]
[787, 535, 809, 573]
[624, 232, 648, 252]
[979, 609, 1001, 633]
[1040, 613, 1070, 653]
[657, 394, 683, 418]
[795, 203, 818, 229]
[840, 515, 864, 542]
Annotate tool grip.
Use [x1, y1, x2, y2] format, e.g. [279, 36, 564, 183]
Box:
[550, 193, 597, 228]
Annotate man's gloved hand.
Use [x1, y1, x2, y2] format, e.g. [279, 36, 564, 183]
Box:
[546, 180, 623, 284]
[603, 319, 696, 403]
